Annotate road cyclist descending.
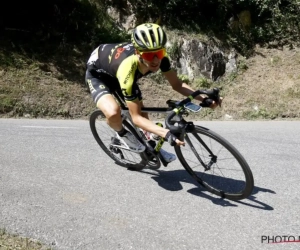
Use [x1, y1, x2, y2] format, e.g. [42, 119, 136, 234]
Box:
[85, 23, 222, 163]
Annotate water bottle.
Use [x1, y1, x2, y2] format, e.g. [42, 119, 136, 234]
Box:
[139, 122, 163, 141]
[150, 122, 163, 141]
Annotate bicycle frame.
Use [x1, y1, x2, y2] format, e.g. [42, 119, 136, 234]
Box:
[111, 87, 220, 168]
[112, 91, 174, 167]
[113, 90, 170, 114]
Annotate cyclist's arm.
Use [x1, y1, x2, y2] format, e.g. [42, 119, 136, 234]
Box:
[126, 100, 184, 145]
[126, 100, 168, 137]
[116, 57, 181, 142]
[163, 70, 205, 102]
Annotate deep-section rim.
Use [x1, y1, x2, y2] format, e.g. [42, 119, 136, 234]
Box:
[175, 125, 254, 200]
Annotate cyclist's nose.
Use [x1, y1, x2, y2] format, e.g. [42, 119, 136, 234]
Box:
[152, 55, 160, 62]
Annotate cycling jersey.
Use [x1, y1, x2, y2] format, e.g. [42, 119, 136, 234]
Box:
[86, 42, 172, 102]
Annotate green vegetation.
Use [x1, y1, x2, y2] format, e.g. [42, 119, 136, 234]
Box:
[0, 229, 51, 250]
[193, 77, 213, 89]
[0, 0, 299, 120]
[1, 0, 299, 120]
[1, 0, 299, 61]
[107, 0, 300, 55]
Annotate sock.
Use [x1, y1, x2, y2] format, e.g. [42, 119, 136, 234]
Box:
[117, 127, 127, 137]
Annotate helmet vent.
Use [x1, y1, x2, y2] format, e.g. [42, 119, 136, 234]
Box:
[156, 27, 161, 45]
[149, 30, 156, 47]
[140, 31, 149, 46]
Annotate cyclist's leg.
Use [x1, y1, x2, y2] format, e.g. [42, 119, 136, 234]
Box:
[97, 95, 122, 131]
[86, 70, 145, 152]
[86, 70, 122, 131]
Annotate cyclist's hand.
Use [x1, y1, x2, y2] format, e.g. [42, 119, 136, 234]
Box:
[210, 96, 223, 109]
[201, 97, 223, 109]
[164, 131, 185, 146]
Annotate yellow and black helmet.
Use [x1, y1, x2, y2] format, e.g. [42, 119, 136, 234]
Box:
[131, 23, 167, 51]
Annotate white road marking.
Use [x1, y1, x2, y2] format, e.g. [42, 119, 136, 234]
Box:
[21, 126, 77, 129]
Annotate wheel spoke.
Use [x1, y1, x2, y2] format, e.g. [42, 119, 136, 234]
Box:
[90, 110, 144, 168]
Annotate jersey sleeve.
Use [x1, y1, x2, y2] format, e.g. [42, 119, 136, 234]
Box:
[116, 55, 139, 101]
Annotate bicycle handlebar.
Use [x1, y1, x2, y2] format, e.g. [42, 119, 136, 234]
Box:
[165, 88, 220, 133]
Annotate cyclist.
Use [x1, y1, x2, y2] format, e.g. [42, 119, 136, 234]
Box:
[85, 23, 221, 163]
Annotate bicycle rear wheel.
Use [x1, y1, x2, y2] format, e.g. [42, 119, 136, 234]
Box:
[175, 125, 254, 200]
[89, 110, 146, 170]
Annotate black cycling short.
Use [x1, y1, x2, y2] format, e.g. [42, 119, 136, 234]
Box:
[85, 69, 142, 104]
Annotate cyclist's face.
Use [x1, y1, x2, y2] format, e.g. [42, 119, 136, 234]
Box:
[138, 48, 165, 72]
[143, 56, 161, 72]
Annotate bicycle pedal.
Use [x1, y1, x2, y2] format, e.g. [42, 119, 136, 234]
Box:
[110, 146, 119, 153]
[111, 137, 121, 145]
[109, 144, 125, 159]
[149, 158, 158, 164]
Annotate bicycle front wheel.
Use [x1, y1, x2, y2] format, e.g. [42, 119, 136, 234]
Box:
[89, 110, 146, 170]
[175, 125, 254, 200]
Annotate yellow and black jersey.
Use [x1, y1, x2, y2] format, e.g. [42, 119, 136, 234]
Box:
[86, 42, 171, 101]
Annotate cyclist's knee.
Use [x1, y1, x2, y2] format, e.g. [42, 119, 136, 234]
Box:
[106, 109, 121, 122]
[97, 95, 121, 121]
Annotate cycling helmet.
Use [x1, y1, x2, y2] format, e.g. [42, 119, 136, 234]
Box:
[131, 23, 167, 51]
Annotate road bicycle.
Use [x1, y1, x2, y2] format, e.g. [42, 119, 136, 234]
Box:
[89, 88, 254, 200]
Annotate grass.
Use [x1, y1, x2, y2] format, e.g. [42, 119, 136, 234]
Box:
[0, 229, 51, 250]
[0, 65, 95, 119]
[2, 45, 300, 121]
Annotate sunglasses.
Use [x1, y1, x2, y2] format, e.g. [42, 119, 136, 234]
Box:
[140, 48, 166, 61]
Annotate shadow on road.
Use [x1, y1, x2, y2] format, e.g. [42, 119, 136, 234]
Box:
[137, 168, 274, 211]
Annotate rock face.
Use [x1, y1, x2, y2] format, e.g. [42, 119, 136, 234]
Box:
[107, 7, 136, 31]
[172, 38, 225, 81]
[108, 7, 237, 81]
[167, 37, 237, 81]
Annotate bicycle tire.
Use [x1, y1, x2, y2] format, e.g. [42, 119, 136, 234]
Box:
[89, 110, 146, 170]
[175, 125, 254, 200]
[89, 110, 161, 170]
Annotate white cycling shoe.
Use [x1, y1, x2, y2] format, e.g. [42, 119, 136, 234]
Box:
[115, 132, 145, 153]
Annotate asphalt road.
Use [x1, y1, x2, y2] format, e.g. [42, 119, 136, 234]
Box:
[1, 119, 300, 250]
